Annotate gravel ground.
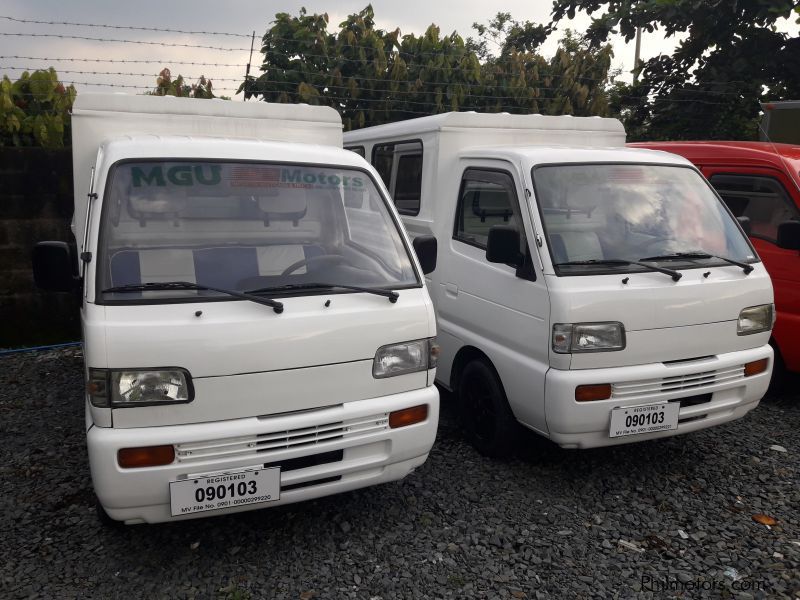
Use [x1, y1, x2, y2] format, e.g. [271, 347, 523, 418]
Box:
[1, 348, 799, 599]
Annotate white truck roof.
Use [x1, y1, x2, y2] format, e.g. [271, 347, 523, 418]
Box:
[462, 145, 692, 167]
[71, 94, 344, 248]
[344, 111, 626, 148]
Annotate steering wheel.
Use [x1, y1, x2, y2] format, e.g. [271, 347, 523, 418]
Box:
[280, 254, 348, 277]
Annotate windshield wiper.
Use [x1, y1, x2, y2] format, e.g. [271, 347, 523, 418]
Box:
[246, 282, 399, 303]
[102, 281, 284, 313]
[639, 251, 754, 274]
[554, 259, 682, 281]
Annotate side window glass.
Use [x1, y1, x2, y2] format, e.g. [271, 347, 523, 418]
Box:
[454, 169, 523, 250]
[710, 174, 799, 242]
[372, 145, 394, 188]
[394, 154, 423, 215]
[371, 141, 423, 216]
[345, 146, 365, 158]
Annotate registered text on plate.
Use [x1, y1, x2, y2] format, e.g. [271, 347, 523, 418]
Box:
[609, 402, 680, 438]
[169, 466, 280, 516]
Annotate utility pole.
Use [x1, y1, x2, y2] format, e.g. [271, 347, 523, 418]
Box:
[633, 26, 642, 84]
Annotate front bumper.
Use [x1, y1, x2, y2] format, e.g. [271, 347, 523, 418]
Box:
[544, 345, 772, 449]
[88, 385, 439, 524]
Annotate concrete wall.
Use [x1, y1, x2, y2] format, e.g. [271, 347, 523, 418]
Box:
[0, 147, 80, 348]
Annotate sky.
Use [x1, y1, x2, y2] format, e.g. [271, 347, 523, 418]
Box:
[0, 1, 795, 101]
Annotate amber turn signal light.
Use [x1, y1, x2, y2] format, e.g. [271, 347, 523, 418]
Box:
[389, 404, 429, 428]
[744, 358, 769, 377]
[575, 383, 612, 402]
[118, 445, 175, 469]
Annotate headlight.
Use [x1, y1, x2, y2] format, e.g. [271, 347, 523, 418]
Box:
[87, 368, 193, 407]
[373, 338, 439, 378]
[552, 322, 626, 353]
[737, 304, 774, 335]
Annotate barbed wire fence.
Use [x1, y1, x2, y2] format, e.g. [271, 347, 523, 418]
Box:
[0, 13, 750, 108]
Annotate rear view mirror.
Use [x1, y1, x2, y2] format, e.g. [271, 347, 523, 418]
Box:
[32, 241, 77, 292]
[486, 226, 523, 267]
[736, 215, 752, 236]
[412, 235, 437, 275]
[777, 220, 800, 250]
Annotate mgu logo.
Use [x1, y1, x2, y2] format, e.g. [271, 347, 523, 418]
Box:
[131, 165, 222, 187]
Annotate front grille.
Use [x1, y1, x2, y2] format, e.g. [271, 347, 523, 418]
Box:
[612, 365, 745, 399]
[175, 412, 389, 464]
[264, 449, 343, 473]
[282, 475, 341, 492]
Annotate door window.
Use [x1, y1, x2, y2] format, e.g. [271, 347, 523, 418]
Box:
[371, 141, 423, 215]
[710, 174, 799, 242]
[454, 169, 525, 251]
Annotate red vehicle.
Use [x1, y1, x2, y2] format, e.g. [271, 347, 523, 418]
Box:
[631, 141, 800, 381]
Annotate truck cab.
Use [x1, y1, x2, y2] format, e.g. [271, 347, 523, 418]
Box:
[630, 141, 800, 380]
[33, 94, 440, 524]
[346, 113, 774, 454]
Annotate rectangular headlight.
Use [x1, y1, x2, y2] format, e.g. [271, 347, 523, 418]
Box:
[737, 304, 774, 335]
[552, 322, 626, 354]
[88, 368, 193, 407]
[373, 338, 438, 378]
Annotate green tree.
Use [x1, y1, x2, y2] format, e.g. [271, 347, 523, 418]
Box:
[246, 5, 617, 130]
[149, 68, 217, 99]
[550, 0, 800, 140]
[470, 16, 614, 116]
[0, 68, 76, 147]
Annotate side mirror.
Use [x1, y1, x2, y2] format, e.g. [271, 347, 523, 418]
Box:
[736, 215, 752, 236]
[486, 226, 522, 267]
[32, 241, 78, 292]
[777, 220, 800, 250]
[412, 235, 437, 275]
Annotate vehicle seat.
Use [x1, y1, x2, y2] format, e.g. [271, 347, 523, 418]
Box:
[550, 231, 603, 263]
[109, 249, 196, 287]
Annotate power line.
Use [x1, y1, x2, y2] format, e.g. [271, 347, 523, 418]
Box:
[1, 65, 244, 82]
[0, 32, 250, 52]
[1, 55, 246, 68]
[53, 80, 240, 93]
[0, 15, 250, 38]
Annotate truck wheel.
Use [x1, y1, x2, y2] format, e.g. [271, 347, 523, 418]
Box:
[458, 359, 519, 458]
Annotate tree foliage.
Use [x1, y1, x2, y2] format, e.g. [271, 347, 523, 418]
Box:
[148, 68, 217, 99]
[0, 68, 76, 148]
[551, 0, 800, 140]
[245, 5, 617, 130]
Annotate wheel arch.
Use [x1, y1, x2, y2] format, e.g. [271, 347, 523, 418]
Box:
[450, 345, 505, 396]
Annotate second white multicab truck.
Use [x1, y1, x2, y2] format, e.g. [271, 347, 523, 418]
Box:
[346, 112, 775, 455]
[33, 94, 440, 524]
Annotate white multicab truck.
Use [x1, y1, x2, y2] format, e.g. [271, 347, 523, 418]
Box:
[345, 112, 775, 455]
[33, 94, 440, 524]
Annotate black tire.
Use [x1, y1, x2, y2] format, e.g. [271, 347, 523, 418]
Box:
[767, 344, 785, 396]
[457, 359, 519, 458]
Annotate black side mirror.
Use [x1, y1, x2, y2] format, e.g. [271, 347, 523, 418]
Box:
[32, 241, 78, 291]
[412, 235, 437, 275]
[486, 226, 522, 267]
[777, 220, 800, 250]
[736, 215, 752, 236]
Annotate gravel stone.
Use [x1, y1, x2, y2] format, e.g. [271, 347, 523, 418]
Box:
[1, 347, 799, 599]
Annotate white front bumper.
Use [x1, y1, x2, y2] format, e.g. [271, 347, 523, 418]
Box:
[89, 385, 439, 524]
[543, 345, 772, 449]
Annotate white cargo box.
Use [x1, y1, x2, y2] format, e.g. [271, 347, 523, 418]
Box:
[70, 93, 343, 248]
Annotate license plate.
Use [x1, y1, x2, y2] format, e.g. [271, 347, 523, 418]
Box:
[169, 466, 280, 517]
[609, 402, 680, 438]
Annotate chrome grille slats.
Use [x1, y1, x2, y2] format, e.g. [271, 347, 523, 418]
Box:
[612, 365, 745, 399]
[175, 413, 389, 463]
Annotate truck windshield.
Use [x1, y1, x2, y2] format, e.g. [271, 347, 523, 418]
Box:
[531, 164, 756, 276]
[97, 161, 419, 302]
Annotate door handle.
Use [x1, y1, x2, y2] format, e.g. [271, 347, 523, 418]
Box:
[445, 283, 459, 297]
